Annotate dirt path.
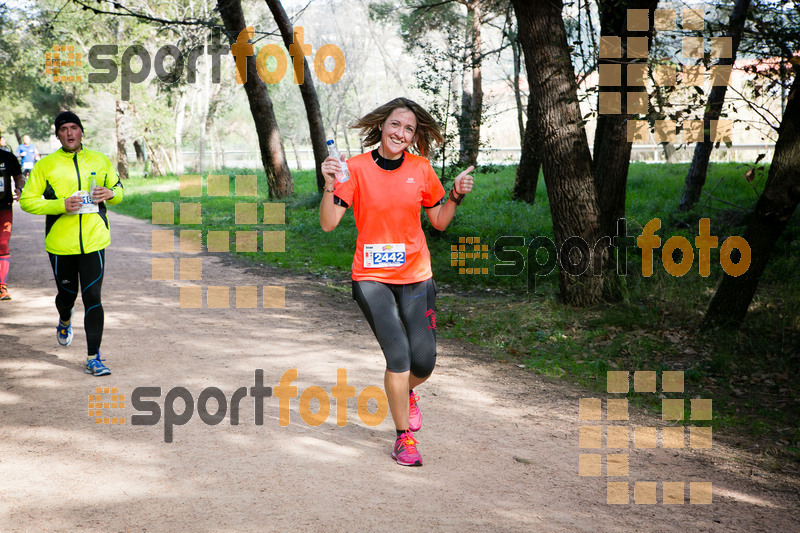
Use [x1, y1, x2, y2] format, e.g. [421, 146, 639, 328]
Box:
[0, 204, 798, 532]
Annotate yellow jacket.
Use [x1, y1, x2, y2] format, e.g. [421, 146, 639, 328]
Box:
[20, 146, 124, 255]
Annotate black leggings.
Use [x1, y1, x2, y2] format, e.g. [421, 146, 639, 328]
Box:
[49, 250, 105, 356]
[352, 278, 437, 378]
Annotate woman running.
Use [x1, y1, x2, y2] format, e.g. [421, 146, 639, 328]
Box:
[319, 97, 474, 466]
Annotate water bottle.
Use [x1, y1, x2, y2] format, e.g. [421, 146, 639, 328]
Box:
[89, 172, 98, 204]
[327, 140, 350, 183]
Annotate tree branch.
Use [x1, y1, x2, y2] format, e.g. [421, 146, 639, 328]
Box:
[726, 83, 783, 131]
[70, 0, 217, 28]
[68, 0, 284, 39]
[410, 0, 457, 16]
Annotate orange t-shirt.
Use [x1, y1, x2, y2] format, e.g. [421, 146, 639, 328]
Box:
[334, 151, 445, 284]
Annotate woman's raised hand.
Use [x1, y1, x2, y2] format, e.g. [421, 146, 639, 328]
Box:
[454, 165, 475, 195]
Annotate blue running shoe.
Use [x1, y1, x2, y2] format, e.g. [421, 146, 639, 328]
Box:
[85, 354, 111, 376]
[57, 311, 74, 346]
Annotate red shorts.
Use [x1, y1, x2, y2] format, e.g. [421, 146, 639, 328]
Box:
[0, 209, 11, 256]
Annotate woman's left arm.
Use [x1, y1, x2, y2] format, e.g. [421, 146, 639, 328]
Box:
[426, 165, 474, 231]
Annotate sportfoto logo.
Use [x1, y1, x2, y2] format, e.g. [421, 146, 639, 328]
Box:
[455, 218, 751, 291]
[85, 26, 344, 100]
[150, 174, 287, 309]
[90, 369, 388, 443]
[578, 371, 714, 505]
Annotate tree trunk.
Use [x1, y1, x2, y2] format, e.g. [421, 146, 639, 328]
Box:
[289, 137, 302, 170]
[133, 139, 146, 165]
[115, 99, 129, 180]
[160, 145, 173, 175]
[203, 85, 221, 171]
[512, 97, 540, 203]
[662, 141, 678, 164]
[174, 90, 186, 175]
[511, 21, 524, 148]
[213, 125, 222, 169]
[592, 0, 659, 301]
[219, 130, 226, 168]
[113, 22, 128, 180]
[196, 109, 208, 174]
[704, 69, 800, 327]
[146, 140, 165, 177]
[195, 55, 211, 174]
[194, 71, 222, 174]
[593, 0, 659, 238]
[264, 0, 328, 192]
[679, 0, 752, 211]
[650, 83, 679, 163]
[511, 0, 604, 306]
[458, 21, 472, 165]
[458, 0, 483, 167]
[218, 0, 293, 199]
[466, 0, 483, 167]
[343, 128, 352, 158]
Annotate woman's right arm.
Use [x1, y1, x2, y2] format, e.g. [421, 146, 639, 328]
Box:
[319, 155, 347, 232]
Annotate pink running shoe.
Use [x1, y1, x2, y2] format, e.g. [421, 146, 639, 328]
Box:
[408, 391, 422, 432]
[392, 430, 422, 466]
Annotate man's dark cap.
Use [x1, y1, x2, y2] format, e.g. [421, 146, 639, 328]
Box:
[54, 111, 83, 133]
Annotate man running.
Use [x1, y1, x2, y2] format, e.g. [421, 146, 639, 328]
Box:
[20, 111, 124, 376]
[16, 135, 40, 179]
[0, 148, 24, 300]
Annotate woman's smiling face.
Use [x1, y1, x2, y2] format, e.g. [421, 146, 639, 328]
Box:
[378, 108, 417, 160]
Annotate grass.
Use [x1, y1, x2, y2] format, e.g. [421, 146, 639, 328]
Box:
[111, 161, 800, 465]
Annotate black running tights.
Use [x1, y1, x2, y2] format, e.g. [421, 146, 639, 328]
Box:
[352, 278, 437, 378]
[49, 250, 105, 356]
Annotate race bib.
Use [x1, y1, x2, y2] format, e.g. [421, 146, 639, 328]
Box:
[72, 191, 99, 214]
[364, 243, 406, 268]
[22, 161, 34, 170]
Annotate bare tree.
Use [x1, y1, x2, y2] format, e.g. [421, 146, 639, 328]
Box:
[174, 90, 187, 175]
[511, 0, 605, 306]
[679, 0, 753, 211]
[457, 0, 485, 168]
[511, 98, 540, 203]
[593, 0, 659, 240]
[217, 0, 293, 198]
[115, 99, 130, 180]
[133, 140, 146, 166]
[704, 67, 800, 327]
[264, 0, 328, 192]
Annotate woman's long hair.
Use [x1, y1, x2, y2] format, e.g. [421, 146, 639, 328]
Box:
[351, 97, 444, 158]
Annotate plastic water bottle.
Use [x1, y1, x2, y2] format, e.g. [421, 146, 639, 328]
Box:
[327, 140, 350, 183]
[89, 172, 98, 204]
